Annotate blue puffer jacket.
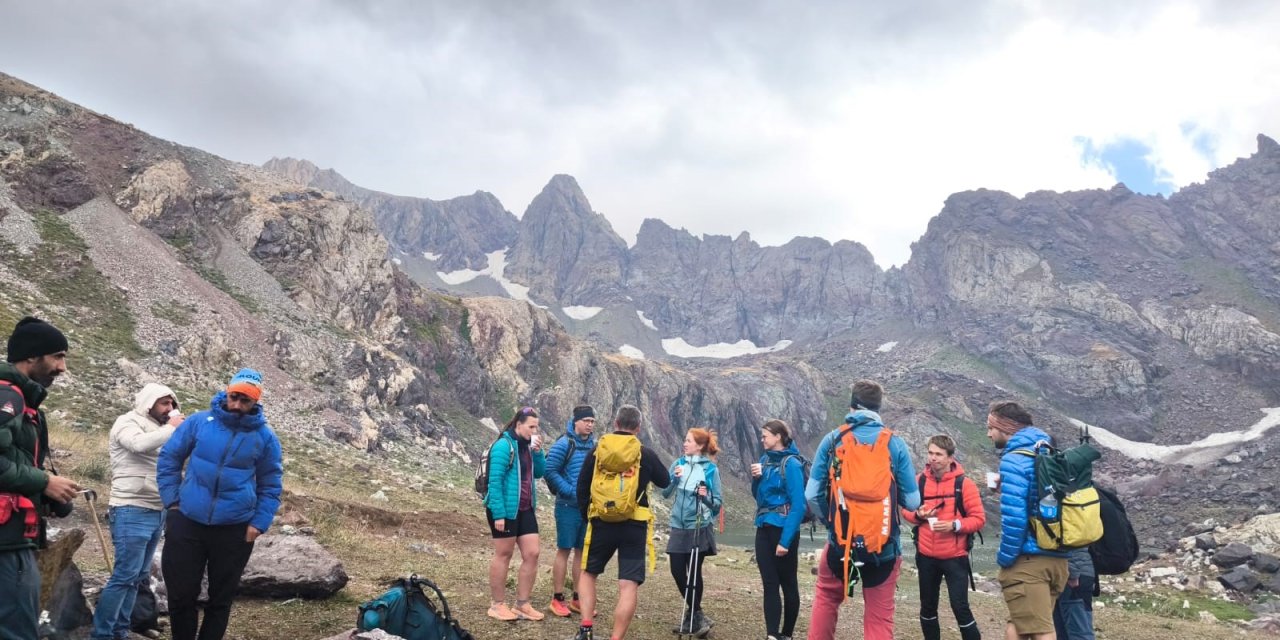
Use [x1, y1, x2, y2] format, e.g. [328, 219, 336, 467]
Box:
[662, 455, 722, 530]
[484, 430, 546, 520]
[157, 391, 283, 533]
[544, 422, 595, 505]
[804, 410, 921, 562]
[996, 426, 1067, 568]
[752, 443, 808, 549]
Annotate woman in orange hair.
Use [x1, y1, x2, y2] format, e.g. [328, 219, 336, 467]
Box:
[662, 428, 723, 637]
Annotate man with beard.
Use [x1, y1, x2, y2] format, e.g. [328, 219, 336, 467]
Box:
[91, 383, 184, 640]
[158, 369, 283, 640]
[0, 317, 81, 640]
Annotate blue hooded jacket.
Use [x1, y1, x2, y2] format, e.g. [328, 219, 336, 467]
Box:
[544, 419, 595, 505]
[157, 391, 283, 533]
[662, 455, 722, 530]
[804, 410, 920, 562]
[752, 442, 808, 549]
[996, 425, 1068, 568]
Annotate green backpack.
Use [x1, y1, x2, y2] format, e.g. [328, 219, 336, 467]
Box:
[1013, 437, 1103, 550]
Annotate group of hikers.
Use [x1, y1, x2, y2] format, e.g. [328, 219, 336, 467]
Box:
[1, 316, 283, 640]
[479, 380, 1103, 640]
[2, 313, 1103, 640]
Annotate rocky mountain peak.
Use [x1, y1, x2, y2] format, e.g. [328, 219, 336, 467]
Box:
[503, 174, 629, 304]
[262, 157, 322, 185]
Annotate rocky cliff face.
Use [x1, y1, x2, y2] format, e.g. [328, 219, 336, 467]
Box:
[503, 175, 630, 305]
[628, 219, 885, 344]
[262, 157, 517, 272]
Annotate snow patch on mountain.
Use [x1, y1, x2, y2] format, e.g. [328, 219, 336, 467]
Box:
[637, 310, 657, 331]
[437, 249, 543, 307]
[876, 341, 898, 353]
[1072, 407, 1280, 466]
[619, 344, 645, 359]
[661, 338, 793, 359]
[422, 251, 441, 261]
[563, 306, 603, 320]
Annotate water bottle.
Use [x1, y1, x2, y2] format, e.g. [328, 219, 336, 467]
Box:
[1038, 489, 1059, 520]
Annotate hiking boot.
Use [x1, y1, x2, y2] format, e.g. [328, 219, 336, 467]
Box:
[487, 602, 519, 621]
[569, 597, 582, 614]
[673, 615, 695, 634]
[570, 625, 594, 640]
[692, 611, 712, 637]
[515, 602, 546, 621]
[550, 596, 572, 617]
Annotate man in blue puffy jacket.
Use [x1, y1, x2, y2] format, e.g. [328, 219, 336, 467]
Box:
[158, 369, 283, 640]
[544, 404, 596, 617]
[987, 401, 1067, 640]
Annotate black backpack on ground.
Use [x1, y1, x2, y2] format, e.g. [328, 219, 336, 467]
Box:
[1089, 484, 1140, 575]
[129, 581, 161, 634]
[357, 575, 474, 640]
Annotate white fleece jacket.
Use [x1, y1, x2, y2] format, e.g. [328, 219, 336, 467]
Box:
[108, 383, 179, 509]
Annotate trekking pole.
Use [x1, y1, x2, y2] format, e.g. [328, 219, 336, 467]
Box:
[83, 489, 112, 573]
[680, 491, 703, 640]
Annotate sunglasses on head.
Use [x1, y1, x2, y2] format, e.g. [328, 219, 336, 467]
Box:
[519, 406, 537, 416]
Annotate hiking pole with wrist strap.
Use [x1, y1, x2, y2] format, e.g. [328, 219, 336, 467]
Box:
[82, 489, 112, 573]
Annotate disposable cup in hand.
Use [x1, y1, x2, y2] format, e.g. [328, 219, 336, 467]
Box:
[927, 517, 938, 527]
[168, 409, 181, 418]
[751, 463, 763, 477]
[986, 472, 1000, 489]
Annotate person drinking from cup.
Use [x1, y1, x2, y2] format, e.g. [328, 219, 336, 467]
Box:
[484, 406, 547, 622]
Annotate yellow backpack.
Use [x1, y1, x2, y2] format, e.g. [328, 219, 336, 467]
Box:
[589, 434, 643, 522]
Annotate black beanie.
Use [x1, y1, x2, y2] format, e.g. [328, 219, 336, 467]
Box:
[572, 405, 595, 422]
[6, 317, 69, 363]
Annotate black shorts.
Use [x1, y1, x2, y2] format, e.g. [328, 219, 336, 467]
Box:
[487, 508, 538, 539]
[584, 520, 648, 584]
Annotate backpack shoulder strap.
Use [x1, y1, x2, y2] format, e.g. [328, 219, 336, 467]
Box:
[916, 472, 926, 501]
[954, 474, 967, 518]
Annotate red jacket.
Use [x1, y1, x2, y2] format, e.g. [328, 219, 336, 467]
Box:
[900, 461, 986, 560]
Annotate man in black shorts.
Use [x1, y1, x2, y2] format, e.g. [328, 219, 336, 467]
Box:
[572, 405, 670, 640]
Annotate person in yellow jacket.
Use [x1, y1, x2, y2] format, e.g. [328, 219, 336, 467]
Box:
[570, 405, 670, 640]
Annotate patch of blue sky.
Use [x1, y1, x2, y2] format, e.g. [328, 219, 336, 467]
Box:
[1076, 136, 1174, 196]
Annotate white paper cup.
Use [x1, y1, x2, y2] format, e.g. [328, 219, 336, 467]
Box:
[927, 517, 938, 527]
[986, 472, 1000, 489]
[168, 409, 182, 418]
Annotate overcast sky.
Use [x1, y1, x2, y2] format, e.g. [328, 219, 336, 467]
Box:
[4, 1, 1280, 267]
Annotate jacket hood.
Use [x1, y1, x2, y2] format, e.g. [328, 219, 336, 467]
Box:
[676, 454, 715, 467]
[134, 383, 178, 417]
[763, 442, 801, 463]
[209, 390, 267, 432]
[1003, 426, 1051, 454]
[844, 409, 883, 428]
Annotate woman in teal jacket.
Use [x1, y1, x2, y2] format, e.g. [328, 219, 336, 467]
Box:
[484, 407, 547, 622]
[662, 428, 723, 636]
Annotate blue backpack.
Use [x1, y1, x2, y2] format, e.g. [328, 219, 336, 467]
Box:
[357, 576, 474, 640]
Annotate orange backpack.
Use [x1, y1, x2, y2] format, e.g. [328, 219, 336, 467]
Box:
[828, 427, 896, 584]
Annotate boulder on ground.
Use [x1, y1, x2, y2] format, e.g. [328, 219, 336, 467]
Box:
[1212, 542, 1254, 568]
[1194, 533, 1217, 551]
[1250, 552, 1280, 574]
[238, 534, 348, 598]
[1219, 565, 1261, 593]
[37, 528, 91, 633]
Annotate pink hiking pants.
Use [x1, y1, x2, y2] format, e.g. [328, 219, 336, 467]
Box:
[807, 547, 901, 640]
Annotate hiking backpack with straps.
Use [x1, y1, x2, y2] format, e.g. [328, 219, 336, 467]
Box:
[543, 433, 580, 495]
[589, 433, 643, 523]
[358, 575, 475, 640]
[1013, 438, 1104, 551]
[472, 434, 509, 500]
[1089, 484, 1140, 575]
[828, 427, 897, 565]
